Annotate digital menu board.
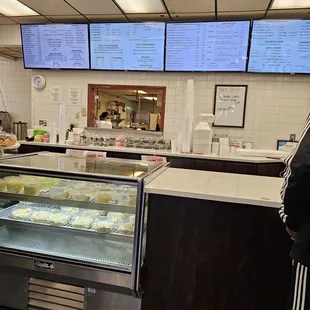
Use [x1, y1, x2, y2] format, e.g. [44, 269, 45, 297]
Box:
[21, 24, 90, 69]
[165, 21, 250, 72]
[90, 23, 165, 71]
[248, 20, 310, 73]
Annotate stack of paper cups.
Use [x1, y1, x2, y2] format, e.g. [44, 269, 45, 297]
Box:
[220, 146, 230, 156]
[219, 137, 229, 147]
[182, 79, 195, 153]
[211, 142, 219, 156]
[58, 104, 66, 144]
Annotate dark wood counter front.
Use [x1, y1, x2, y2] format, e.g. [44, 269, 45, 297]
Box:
[18, 144, 285, 177]
[142, 194, 292, 310]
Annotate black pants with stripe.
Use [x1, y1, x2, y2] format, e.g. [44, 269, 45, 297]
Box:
[288, 261, 309, 310]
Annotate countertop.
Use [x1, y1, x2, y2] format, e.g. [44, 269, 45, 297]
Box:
[19, 141, 283, 164]
[145, 168, 283, 208]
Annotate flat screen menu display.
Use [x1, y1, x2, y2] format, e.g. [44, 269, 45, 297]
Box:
[248, 20, 310, 73]
[90, 23, 165, 71]
[21, 24, 90, 69]
[165, 21, 250, 72]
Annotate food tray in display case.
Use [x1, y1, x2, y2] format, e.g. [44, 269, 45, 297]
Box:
[0, 152, 169, 297]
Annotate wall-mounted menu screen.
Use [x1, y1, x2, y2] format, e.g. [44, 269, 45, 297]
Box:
[248, 20, 310, 73]
[90, 23, 165, 71]
[165, 21, 250, 72]
[21, 24, 90, 70]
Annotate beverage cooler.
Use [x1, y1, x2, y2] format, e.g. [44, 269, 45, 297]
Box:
[0, 152, 167, 310]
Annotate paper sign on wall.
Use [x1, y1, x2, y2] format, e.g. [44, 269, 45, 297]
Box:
[213, 85, 248, 128]
[50, 86, 63, 104]
[68, 87, 82, 106]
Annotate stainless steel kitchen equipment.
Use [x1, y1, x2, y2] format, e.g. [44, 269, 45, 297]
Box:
[0, 111, 12, 133]
[0, 152, 168, 310]
[13, 121, 27, 140]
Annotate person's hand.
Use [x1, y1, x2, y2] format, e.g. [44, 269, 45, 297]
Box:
[286, 226, 297, 241]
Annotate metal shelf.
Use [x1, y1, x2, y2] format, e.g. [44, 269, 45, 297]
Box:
[0, 204, 134, 244]
[0, 192, 136, 214]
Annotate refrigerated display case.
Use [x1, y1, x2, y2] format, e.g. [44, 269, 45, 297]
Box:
[0, 152, 168, 310]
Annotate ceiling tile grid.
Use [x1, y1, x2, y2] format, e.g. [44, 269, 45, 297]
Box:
[0, 0, 303, 26]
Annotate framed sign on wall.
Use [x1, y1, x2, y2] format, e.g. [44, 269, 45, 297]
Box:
[213, 85, 248, 128]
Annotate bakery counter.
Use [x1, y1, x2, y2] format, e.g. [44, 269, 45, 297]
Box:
[18, 141, 285, 177]
[142, 169, 291, 310]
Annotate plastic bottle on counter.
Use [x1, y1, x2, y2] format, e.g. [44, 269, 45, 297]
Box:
[211, 136, 220, 156]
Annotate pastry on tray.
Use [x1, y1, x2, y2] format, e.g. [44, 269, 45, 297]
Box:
[48, 213, 71, 226]
[92, 221, 114, 233]
[71, 216, 94, 229]
[80, 209, 102, 218]
[6, 180, 24, 194]
[0, 180, 7, 192]
[30, 211, 51, 224]
[50, 188, 70, 200]
[96, 193, 113, 204]
[118, 223, 135, 236]
[24, 183, 41, 196]
[11, 208, 32, 220]
[71, 191, 91, 202]
[61, 207, 80, 215]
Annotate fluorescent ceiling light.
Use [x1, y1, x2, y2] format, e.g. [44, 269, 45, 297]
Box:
[114, 0, 166, 13]
[271, 0, 310, 9]
[144, 96, 157, 101]
[0, 0, 38, 16]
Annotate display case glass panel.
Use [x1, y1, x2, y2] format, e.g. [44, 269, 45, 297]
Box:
[0, 153, 162, 276]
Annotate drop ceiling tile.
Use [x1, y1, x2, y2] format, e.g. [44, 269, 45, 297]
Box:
[165, 0, 215, 13]
[170, 12, 215, 21]
[10, 15, 51, 23]
[218, 0, 270, 12]
[86, 14, 127, 21]
[126, 13, 170, 21]
[47, 15, 88, 22]
[0, 17, 17, 24]
[266, 8, 310, 17]
[217, 10, 266, 19]
[19, 0, 78, 15]
[66, 0, 122, 15]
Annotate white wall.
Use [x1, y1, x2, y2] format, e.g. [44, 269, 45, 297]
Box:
[31, 69, 310, 149]
[0, 58, 31, 125]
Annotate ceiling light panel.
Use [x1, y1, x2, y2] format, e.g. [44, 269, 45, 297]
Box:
[19, 0, 78, 15]
[85, 14, 127, 21]
[165, 0, 214, 13]
[127, 13, 170, 21]
[47, 15, 88, 22]
[271, 0, 310, 9]
[0, 0, 38, 16]
[217, 10, 265, 19]
[171, 12, 215, 20]
[67, 0, 122, 14]
[217, 0, 270, 11]
[114, 0, 166, 13]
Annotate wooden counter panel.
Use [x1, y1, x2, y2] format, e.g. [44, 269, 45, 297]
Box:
[142, 194, 292, 310]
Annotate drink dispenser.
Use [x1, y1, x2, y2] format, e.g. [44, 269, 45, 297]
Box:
[13, 121, 27, 141]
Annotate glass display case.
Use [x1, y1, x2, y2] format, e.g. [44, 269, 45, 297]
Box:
[0, 152, 168, 298]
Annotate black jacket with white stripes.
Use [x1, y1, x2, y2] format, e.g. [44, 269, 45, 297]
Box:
[280, 114, 310, 266]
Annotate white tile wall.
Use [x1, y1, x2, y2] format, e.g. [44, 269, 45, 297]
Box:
[31, 70, 310, 149]
[0, 58, 31, 125]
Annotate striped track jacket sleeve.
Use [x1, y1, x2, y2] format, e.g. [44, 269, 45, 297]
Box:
[280, 114, 310, 232]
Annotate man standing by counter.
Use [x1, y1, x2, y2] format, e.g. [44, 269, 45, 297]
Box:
[280, 116, 310, 310]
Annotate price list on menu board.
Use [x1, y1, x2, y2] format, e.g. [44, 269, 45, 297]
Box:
[248, 20, 310, 73]
[165, 21, 250, 72]
[21, 24, 89, 69]
[90, 23, 165, 71]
